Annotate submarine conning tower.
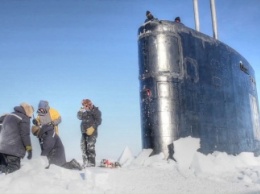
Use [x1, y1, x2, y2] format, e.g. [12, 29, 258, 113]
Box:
[138, 20, 260, 158]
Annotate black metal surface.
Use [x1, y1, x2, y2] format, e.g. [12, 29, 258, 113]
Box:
[138, 20, 260, 157]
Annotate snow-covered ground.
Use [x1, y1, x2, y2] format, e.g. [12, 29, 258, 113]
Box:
[1, 137, 260, 194]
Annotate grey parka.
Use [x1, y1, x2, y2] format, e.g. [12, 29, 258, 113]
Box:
[0, 106, 32, 158]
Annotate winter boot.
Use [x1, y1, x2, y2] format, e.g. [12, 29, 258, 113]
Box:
[82, 156, 88, 168]
[70, 159, 82, 170]
[85, 157, 95, 167]
[85, 162, 95, 167]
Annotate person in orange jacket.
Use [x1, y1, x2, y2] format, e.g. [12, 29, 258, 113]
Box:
[32, 100, 61, 135]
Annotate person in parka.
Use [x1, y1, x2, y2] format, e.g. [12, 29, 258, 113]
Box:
[77, 99, 102, 167]
[33, 100, 61, 135]
[0, 103, 34, 174]
[31, 124, 82, 170]
[145, 10, 155, 23]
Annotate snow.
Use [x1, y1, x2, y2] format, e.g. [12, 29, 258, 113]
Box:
[1, 137, 260, 194]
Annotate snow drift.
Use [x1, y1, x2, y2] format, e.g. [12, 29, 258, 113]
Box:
[1, 136, 260, 194]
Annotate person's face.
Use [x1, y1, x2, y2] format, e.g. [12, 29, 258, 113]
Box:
[147, 13, 152, 19]
[84, 103, 93, 111]
[37, 108, 46, 114]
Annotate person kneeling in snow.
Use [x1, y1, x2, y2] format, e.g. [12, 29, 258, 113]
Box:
[0, 103, 34, 174]
[31, 124, 82, 170]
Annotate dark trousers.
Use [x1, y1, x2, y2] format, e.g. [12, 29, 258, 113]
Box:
[81, 133, 97, 165]
[0, 153, 21, 174]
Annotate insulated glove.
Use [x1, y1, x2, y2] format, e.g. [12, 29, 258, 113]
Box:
[32, 119, 39, 126]
[26, 146, 32, 160]
[80, 107, 86, 113]
[27, 150, 32, 160]
[31, 125, 41, 136]
[86, 126, 95, 136]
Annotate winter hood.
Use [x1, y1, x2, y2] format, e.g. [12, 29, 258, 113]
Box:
[38, 100, 50, 112]
[20, 102, 34, 118]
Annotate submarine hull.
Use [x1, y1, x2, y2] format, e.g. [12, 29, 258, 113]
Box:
[138, 20, 260, 157]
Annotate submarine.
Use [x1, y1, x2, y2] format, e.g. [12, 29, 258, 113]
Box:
[138, 0, 260, 158]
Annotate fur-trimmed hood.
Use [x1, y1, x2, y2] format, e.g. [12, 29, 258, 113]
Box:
[15, 103, 34, 118]
[20, 102, 34, 118]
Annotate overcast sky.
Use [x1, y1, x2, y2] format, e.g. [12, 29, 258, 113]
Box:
[1, 0, 260, 159]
